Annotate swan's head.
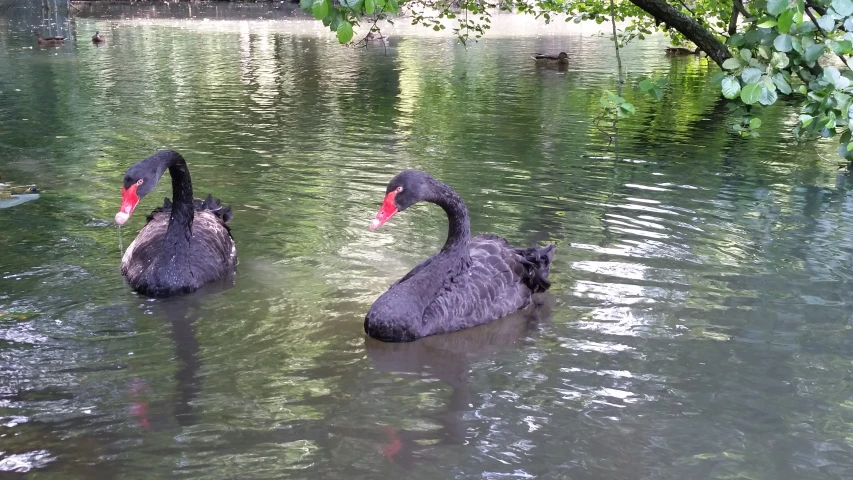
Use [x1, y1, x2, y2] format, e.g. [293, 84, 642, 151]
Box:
[115, 152, 173, 225]
[369, 170, 435, 231]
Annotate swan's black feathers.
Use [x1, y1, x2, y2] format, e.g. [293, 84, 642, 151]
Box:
[146, 195, 234, 232]
[421, 236, 554, 338]
[122, 194, 236, 297]
[512, 243, 555, 293]
[366, 235, 555, 342]
[364, 169, 556, 342]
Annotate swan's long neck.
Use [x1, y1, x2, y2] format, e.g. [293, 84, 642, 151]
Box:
[162, 152, 194, 253]
[428, 180, 470, 254]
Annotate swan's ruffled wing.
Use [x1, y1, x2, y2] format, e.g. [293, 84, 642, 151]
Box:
[421, 235, 553, 337]
[121, 196, 236, 296]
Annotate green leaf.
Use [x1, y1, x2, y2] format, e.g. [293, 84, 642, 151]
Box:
[759, 86, 779, 105]
[773, 72, 793, 94]
[741, 83, 763, 104]
[618, 102, 636, 117]
[749, 118, 763, 129]
[639, 79, 654, 91]
[722, 58, 742, 70]
[374, 0, 386, 7]
[337, 21, 353, 43]
[825, 66, 852, 89]
[300, 0, 313, 11]
[742, 67, 763, 84]
[758, 19, 778, 28]
[801, 114, 815, 127]
[312, 0, 329, 19]
[729, 33, 745, 47]
[817, 15, 835, 33]
[774, 34, 793, 52]
[710, 71, 726, 85]
[798, 21, 817, 34]
[722, 76, 742, 99]
[740, 48, 753, 62]
[792, 36, 804, 53]
[832, 0, 853, 16]
[778, 9, 795, 33]
[365, 0, 375, 13]
[804, 43, 825, 62]
[770, 51, 790, 69]
[767, 0, 789, 15]
[329, 9, 343, 30]
[385, 0, 399, 14]
[831, 40, 853, 54]
[847, 141, 853, 151]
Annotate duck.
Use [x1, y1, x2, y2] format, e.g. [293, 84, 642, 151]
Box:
[92, 31, 106, 44]
[114, 150, 237, 297]
[34, 32, 65, 46]
[366, 31, 388, 42]
[0, 185, 38, 199]
[365, 170, 556, 342]
[0, 173, 39, 209]
[665, 46, 701, 55]
[532, 52, 569, 66]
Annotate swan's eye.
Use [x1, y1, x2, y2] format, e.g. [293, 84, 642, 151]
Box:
[395, 186, 403, 193]
[136, 179, 144, 186]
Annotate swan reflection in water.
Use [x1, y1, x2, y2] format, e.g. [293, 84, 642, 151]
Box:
[364, 294, 555, 466]
[128, 278, 234, 431]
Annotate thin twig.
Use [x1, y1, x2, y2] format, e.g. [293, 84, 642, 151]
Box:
[805, 7, 848, 67]
[610, 0, 623, 96]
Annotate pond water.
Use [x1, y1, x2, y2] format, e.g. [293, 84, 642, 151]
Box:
[2, 4, 853, 480]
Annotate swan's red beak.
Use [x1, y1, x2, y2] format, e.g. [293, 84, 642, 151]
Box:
[115, 184, 140, 225]
[369, 190, 398, 231]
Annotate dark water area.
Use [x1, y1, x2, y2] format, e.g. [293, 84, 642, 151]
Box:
[2, 3, 853, 479]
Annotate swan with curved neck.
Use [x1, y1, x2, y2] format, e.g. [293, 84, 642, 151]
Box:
[366, 170, 556, 342]
[115, 150, 236, 297]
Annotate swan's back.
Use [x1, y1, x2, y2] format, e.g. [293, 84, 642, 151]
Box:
[121, 195, 236, 296]
[421, 235, 555, 337]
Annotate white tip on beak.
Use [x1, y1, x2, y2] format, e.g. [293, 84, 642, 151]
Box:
[115, 212, 130, 225]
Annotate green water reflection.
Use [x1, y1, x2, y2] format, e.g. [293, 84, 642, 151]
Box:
[2, 6, 853, 479]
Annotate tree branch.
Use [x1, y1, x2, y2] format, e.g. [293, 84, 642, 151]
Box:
[805, 7, 848, 68]
[628, 0, 731, 67]
[728, 9, 739, 36]
[732, 0, 749, 18]
[806, 2, 827, 16]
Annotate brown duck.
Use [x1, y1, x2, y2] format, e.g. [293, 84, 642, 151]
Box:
[532, 52, 569, 66]
[35, 32, 65, 46]
[665, 46, 701, 56]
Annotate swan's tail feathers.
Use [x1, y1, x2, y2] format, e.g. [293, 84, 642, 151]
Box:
[515, 243, 556, 294]
[200, 194, 234, 225]
[146, 195, 234, 225]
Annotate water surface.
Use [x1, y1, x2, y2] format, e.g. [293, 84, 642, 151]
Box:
[2, 5, 853, 480]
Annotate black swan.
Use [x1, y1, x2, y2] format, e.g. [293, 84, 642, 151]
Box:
[114, 150, 236, 297]
[365, 170, 556, 342]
